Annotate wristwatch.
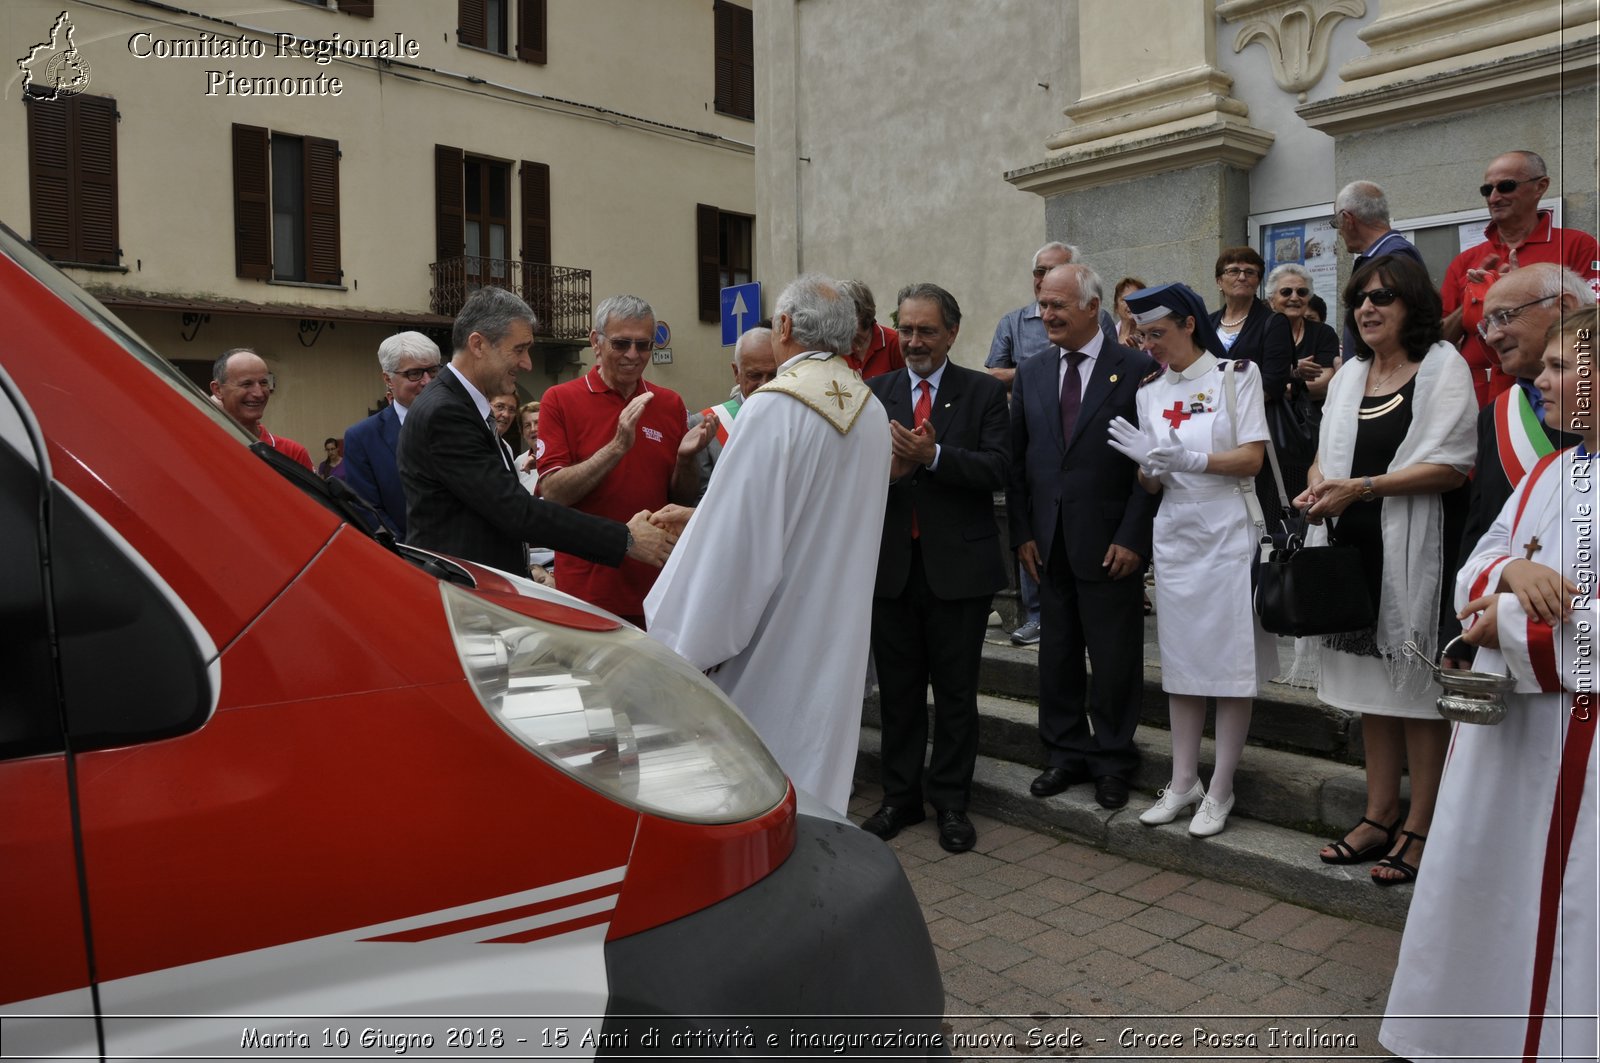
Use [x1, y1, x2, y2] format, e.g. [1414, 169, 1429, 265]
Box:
[1360, 476, 1376, 503]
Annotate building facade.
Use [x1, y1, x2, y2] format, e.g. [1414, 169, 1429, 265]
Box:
[756, 0, 1598, 361]
[5, 0, 757, 448]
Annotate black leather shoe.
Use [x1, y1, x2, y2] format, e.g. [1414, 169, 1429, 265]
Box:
[936, 810, 977, 853]
[860, 803, 925, 840]
[1030, 766, 1087, 797]
[1094, 775, 1130, 809]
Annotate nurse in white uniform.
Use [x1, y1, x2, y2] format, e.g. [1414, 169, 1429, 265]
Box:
[1108, 283, 1278, 836]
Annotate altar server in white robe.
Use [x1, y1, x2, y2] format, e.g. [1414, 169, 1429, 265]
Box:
[1382, 307, 1599, 1063]
[645, 274, 891, 814]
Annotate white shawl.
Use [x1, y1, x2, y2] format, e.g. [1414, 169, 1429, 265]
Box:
[1305, 341, 1476, 696]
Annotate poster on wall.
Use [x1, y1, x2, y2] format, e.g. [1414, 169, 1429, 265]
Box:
[1261, 217, 1340, 302]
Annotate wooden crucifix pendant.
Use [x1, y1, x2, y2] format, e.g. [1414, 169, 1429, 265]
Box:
[1523, 535, 1541, 560]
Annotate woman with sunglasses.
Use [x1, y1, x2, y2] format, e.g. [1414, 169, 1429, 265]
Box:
[1292, 254, 1476, 885]
[1261, 264, 1339, 500]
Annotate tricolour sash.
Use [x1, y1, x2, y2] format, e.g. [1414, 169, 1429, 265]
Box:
[1493, 385, 1556, 487]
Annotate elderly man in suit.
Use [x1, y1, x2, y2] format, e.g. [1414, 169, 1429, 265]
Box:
[860, 283, 1010, 853]
[397, 286, 674, 575]
[1008, 263, 1159, 809]
[342, 331, 441, 539]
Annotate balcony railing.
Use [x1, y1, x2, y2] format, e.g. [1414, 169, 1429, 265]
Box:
[429, 257, 592, 340]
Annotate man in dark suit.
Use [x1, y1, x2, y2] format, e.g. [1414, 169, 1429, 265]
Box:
[397, 286, 674, 575]
[342, 331, 442, 539]
[860, 284, 1010, 853]
[1007, 263, 1159, 809]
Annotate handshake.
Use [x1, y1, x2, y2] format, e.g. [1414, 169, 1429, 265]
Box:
[1106, 417, 1208, 478]
[624, 504, 696, 567]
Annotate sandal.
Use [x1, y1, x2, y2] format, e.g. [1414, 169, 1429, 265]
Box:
[1372, 830, 1426, 887]
[1319, 815, 1400, 865]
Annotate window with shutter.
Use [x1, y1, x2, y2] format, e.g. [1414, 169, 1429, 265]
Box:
[458, 0, 487, 49]
[340, 0, 374, 15]
[25, 91, 119, 267]
[232, 124, 341, 284]
[521, 160, 552, 325]
[713, 0, 754, 121]
[516, 0, 546, 63]
[696, 204, 754, 323]
[435, 145, 466, 263]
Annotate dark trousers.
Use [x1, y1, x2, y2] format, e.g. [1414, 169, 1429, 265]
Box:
[1036, 528, 1144, 780]
[869, 545, 992, 812]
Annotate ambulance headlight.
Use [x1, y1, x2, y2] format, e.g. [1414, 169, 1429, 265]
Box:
[442, 583, 788, 823]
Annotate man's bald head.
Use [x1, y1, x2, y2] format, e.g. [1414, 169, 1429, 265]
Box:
[732, 326, 777, 398]
[1482, 264, 1588, 379]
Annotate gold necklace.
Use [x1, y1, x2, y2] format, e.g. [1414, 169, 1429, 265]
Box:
[1368, 357, 1407, 393]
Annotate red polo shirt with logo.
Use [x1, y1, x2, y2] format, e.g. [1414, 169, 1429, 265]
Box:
[536, 368, 687, 619]
[1442, 210, 1600, 406]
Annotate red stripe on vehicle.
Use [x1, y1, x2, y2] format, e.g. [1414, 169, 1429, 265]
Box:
[360, 884, 621, 943]
[1520, 700, 1595, 1063]
[480, 909, 612, 944]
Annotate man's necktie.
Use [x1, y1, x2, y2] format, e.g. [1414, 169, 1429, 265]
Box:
[1060, 350, 1086, 445]
[487, 414, 512, 472]
[911, 379, 932, 539]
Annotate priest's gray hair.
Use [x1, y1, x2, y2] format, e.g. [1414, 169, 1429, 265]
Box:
[378, 331, 442, 373]
[594, 294, 655, 334]
[776, 274, 856, 357]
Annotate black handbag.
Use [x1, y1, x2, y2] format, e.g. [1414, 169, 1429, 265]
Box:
[1266, 391, 1318, 464]
[1254, 517, 1375, 637]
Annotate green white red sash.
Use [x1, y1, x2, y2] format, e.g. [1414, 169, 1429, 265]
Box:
[697, 398, 741, 447]
[1493, 384, 1556, 486]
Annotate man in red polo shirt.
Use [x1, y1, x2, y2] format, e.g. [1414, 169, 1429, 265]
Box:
[840, 279, 905, 381]
[537, 294, 712, 626]
[1441, 149, 1600, 406]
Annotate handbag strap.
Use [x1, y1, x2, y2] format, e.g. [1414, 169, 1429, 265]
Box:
[1222, 358, 1292, 513]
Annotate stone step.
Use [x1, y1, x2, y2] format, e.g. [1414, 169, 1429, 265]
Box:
[854, 727, 1414, 930]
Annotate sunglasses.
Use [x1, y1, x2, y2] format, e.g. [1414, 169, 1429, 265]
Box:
[604, 337, 654, 353]
[1277, 287, 1310, 298]
[1349, 288, 1399, 308]
[1479, 177, 1541, 197]
[394, 364, 442, 382]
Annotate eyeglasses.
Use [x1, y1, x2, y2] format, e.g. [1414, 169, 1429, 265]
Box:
[1327, 209, 1348, 229]
[1480, 177, 1542, 197]
[394, 364, 442, 382]
[895, 325, 944, 341]
[1221, 266, 1261, 279]
[1477, 293, 1559, 338]
[1349, 287, 1399, 308]
[1277, 287, 1311, 298]
[603, 336, 654, 353]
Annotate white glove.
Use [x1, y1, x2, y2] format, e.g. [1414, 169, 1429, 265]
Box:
[1145, 427, 1209, 476]
[1106, 416, 1157, 472]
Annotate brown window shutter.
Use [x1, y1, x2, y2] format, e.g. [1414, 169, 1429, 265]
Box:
[232, 124, 271, 280]
[696, 203, 721, 323]
[713, 1, 753, 120]
[74, 95, 119, 266]
[435, 144, 465, 263]
[341, 0, 374, 15]
[25, 94, 73, 261]
[519, 161, 551, 264]
[516, 0, 546, 63]
[458, 0, 487, 48]
[520, 160, 552, 327]
[304, 136, 341, 285]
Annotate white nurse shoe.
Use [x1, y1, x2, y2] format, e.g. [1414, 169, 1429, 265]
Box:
[1138, 779, 1205, 825]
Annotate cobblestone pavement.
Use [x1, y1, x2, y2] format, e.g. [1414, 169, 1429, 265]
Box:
[848, 783, 1403, 1062]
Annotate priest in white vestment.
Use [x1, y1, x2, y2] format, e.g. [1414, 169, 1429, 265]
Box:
[645, 274, 891, 814]
[1382, 309, 1599, 1063]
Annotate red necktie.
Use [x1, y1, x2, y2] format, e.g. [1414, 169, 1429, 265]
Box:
[911, 379, 932, 538]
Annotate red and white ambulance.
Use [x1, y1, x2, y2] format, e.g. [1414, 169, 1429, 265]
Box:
[0, 223, 944, 1059]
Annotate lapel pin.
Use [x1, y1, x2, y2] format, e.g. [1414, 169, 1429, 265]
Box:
[1109, 374, 1119, 383]
[943, 402, 952, 408]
